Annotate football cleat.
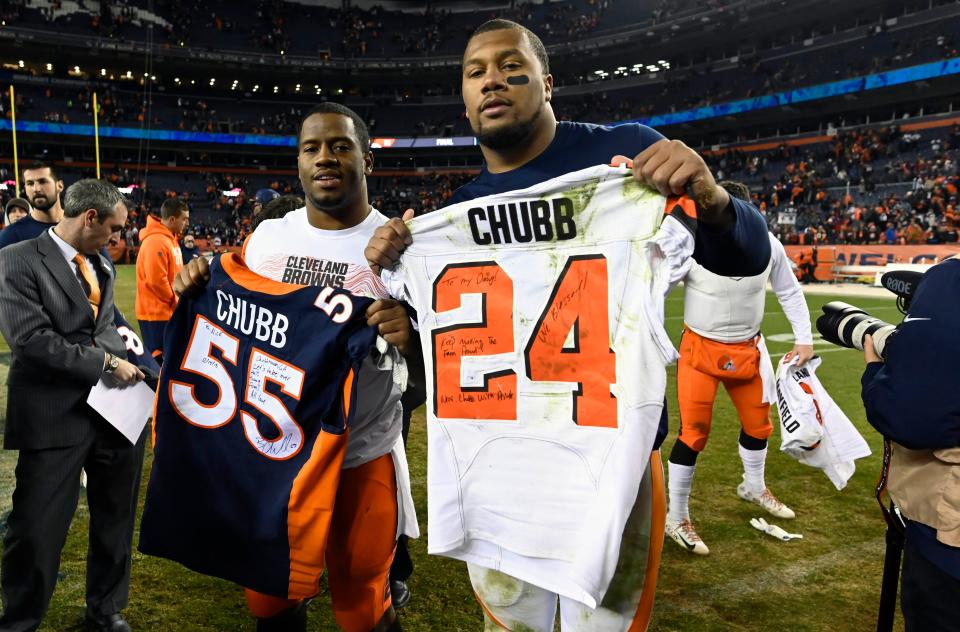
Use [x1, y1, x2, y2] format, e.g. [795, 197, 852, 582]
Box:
[737, 483, 796, 519]
[665, 518, 710, 555]
[391, 580, 412, 609]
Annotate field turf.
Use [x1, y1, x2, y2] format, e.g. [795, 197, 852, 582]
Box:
[0, 265, 905, 631]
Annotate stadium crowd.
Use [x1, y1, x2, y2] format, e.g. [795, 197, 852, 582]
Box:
[708, 124, 960, 246]
[2, 122, 958, 254]
[1, 0, 619, 55]
[4, 13, 954, 134]
[3, 14, 954, 141]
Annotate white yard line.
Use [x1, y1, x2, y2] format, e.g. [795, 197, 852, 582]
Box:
[691, 538, 884, 607]
[770, 347, 854, 359]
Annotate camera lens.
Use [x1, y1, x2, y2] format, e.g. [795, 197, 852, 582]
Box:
[816, 301, 897, 357]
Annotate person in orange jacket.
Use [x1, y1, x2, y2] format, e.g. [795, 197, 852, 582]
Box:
[135, 198, 190, 364]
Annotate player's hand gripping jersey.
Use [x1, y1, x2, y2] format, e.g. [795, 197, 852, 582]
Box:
[139, 253, 378, 599]
[381, 164, 697, 607]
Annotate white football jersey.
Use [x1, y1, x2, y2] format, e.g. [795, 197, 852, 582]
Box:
[381, 164, 695, 607]
[776, 356, 871, 490]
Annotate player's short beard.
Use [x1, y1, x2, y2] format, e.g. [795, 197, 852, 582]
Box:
[29, 193, 55, 213]
[476, 101, 544, 151]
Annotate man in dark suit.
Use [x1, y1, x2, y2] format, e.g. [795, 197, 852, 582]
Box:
[0, 179, 145, 632]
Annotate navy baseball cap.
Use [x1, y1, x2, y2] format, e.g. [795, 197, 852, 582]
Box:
[255, 189, 280, 205]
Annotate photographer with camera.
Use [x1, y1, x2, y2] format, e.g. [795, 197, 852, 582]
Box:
[854, 260, 960, 631]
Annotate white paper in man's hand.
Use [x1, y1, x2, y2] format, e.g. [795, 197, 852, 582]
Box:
[87, 379, 156, 444]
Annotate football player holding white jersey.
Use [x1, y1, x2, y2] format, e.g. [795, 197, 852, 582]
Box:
[366, 21, 774, 632]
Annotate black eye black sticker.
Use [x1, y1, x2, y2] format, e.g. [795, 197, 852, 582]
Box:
[506, 75, 530, 85]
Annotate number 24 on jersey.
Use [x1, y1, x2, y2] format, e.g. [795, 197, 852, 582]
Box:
[432, 255, 618, 428]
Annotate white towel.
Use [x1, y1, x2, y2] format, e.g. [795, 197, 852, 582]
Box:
[757, 334, 777, 405]
[391, 435, 420, 540]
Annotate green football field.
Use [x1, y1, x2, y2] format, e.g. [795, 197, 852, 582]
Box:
[0, 265, 906, 631]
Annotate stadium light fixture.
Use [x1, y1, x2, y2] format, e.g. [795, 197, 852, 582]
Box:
[126, 70, 133, 78]
[295, 84, 301, 92]
[280, 50, 285, 56]
[174, 77, 181, 83]
[18, 60, 24, 68]
[273, 86, 279, 93]
[337, 88, 343, 94]
[190, 79, 196, 85]
[151, 75, 156, 81]
[253, 84, 260, 92]
[45, 63, 52, 71]
[100, 68, 106, 76]
[594, 70, 604, 75]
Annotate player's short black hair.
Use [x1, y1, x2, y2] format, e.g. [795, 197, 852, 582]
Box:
[22, 160, 59, 182]
[161, 197, 189, 219]
[468, 19, 550, 75]
[297, 103, 370, 152]
[719, 180, 751, 201]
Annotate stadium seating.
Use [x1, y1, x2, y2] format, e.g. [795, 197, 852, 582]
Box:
[1, 1, 957, 251]
[6, 15, 957, 137]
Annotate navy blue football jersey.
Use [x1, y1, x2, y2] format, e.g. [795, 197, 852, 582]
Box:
[139, 253, 378, 598]
[113, 309, 160, 376]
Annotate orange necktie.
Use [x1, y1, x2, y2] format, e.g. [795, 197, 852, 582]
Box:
[73, 254, 101, 319]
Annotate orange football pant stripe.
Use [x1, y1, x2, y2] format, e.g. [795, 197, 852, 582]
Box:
[245, 452, 398, 632]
